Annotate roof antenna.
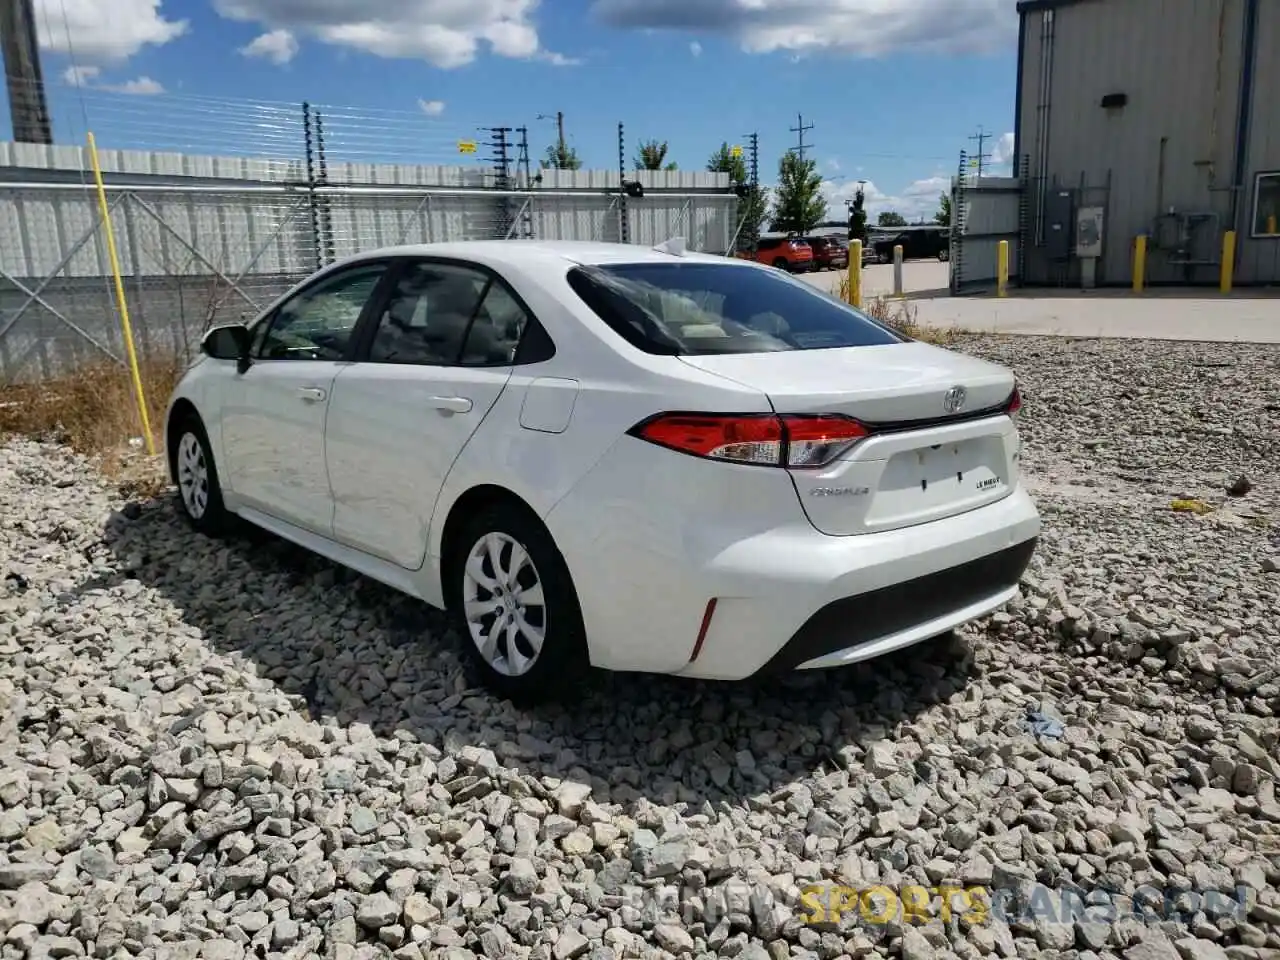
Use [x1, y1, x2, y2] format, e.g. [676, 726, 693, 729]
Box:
[653, 236, 687, 257]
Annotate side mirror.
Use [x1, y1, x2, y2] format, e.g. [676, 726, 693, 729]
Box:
[201, 323, 252, 372]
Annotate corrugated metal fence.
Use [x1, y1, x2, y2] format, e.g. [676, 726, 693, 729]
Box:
[0, 143, 738, 382]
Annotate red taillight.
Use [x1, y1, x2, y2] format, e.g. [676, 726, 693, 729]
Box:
[630, 413, 869, 468]
[1005, 386, 1022, 417]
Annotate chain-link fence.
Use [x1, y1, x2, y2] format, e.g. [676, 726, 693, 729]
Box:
[0, 88, 740, 382]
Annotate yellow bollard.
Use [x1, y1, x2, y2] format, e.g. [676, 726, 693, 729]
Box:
[997, 240, 1009, 298]
[1220, 230, 1236, 293]
[1132, 235, 1147, 293]
[848, 240, 862, 308]
[87, 131, 155, 456]
[1268, 214, 1277, 235]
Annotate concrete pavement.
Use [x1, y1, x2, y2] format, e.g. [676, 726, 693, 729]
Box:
[797, 261, 1280, 344]
[910, 293, 1280, 344]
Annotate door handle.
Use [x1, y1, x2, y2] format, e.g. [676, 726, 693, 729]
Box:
[429, 395, 473, 414]
[297, 386, 327, 403]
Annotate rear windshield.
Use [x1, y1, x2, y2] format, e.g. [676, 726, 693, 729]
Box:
[566, 262, 905, 356]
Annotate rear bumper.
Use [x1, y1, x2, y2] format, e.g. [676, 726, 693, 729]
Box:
[675, 486, 1041, 680]
[752, 538, 1036, 675]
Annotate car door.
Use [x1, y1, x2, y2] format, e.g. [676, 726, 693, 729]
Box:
[218, 260, 392, 535]
[323, 258, 536, 569]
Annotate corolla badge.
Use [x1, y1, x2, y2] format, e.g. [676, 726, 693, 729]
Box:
[810, 486, 869, 497]
[943, 385, 967, 413]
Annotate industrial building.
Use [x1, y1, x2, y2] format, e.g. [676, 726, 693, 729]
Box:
[1014, 0, 1279, 287]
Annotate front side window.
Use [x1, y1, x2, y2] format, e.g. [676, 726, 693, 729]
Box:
[1254, 172, 1280, 237]
[368, 261, 530, 366]
[567, 261, 904, 356]
[258, 263, 387, 361]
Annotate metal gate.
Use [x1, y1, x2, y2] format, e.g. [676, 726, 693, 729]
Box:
[949, 150, 1027, 294]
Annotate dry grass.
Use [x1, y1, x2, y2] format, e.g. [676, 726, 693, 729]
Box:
[835, 275, 969, 346]
[0, 354, 181, 497]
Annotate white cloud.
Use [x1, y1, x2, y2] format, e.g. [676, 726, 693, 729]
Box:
[591, 0, 1016, 58]
[821, 175, 950, 224]
[60, 64, 164, 95]
[99, 76, 166, 95]
[418, 98, 446, 116]
[61, 65, 101, 86]
[212, 0, 577, 69]
[240, 28, 299, 64]
[990, 130, 1016, 167]
[34, 0, 188, 63]
[689, 40, 702, 56]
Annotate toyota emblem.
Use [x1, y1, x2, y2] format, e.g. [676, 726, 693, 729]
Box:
[943, 385, 967, 413]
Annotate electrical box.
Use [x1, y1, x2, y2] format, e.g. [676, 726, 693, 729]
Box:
[1044, 189, 1075, 260]
[1075, 206, 1104, 259]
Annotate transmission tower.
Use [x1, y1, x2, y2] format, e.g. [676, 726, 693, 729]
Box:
[968, 125, 992, 178]
[790, 113, 815, 162]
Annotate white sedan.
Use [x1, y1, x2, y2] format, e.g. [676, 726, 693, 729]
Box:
[165, 240, 1040, 702]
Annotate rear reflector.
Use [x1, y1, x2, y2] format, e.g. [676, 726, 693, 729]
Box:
[630, 413, 869, 468]
[689, 598, 718, 662]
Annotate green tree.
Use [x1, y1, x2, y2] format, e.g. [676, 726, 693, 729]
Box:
[707, 143, 748, 183]
[635, 140, 678, 171]
[877, 210, 907, 227]
[540, 143, 582, 170]
[847, 186, 868, 243]
[708, 142, 765, 251]
[769, 150, 827, 235]
[935, 192, 952, 226]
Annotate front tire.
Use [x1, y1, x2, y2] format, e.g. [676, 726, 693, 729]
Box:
[447, 504, 588, 704]
[172, 414, 230, 536]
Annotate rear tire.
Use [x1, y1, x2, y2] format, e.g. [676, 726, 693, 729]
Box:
[171, 414, 231, 537]
[772, 257, 789, 270]
[446, 503, 588, 704]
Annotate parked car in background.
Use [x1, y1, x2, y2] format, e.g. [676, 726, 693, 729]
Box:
[872, 226, 951, 263]
[802, 236, 849, 271]
[167, 239, 1039, 703]
[754, 236, 814, 272]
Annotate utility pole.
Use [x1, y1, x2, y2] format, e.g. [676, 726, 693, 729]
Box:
[790, 113, 814, 163]
[0, 0, 52, 143]
[968, 125, 992, 178]
[537, 111, 566, 166]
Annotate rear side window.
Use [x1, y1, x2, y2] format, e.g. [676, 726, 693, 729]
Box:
[566, 262, 904, 356]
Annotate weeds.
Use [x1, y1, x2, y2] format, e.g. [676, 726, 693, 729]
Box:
[835, 275, 968, 346]
[0, 353, 182, 495]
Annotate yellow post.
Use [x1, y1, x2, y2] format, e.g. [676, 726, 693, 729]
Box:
[1220, 230, 1236, 293]
[848, 240, 862, 308]
[1132, 235, 1147, 293]
[1268, 214, 1277, 235]
[87, 132, 155, 456]
[996, 240, 1009, 298]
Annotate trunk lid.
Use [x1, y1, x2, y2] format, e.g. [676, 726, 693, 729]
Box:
[679, 342, 1022, 536]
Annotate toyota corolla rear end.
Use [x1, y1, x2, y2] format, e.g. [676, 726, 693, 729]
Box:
[543, 255, 1040, 681]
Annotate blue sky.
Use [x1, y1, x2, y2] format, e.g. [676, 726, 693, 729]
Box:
[21, 0, 1019, 222]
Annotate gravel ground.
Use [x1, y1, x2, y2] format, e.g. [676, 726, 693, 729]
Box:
[2, 335, 1279, 960]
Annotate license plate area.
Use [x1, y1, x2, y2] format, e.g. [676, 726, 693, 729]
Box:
[865, 438, 1008, 528]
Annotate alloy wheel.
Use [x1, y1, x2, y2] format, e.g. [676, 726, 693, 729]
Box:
[462, 532, 547, 677]
[177, 432, 209, 519]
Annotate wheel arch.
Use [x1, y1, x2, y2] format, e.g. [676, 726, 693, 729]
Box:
[437, 484, 547, 608]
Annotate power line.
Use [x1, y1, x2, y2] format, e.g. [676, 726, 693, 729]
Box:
[968, 124, 992, 178]
[790, 113, 814, 163]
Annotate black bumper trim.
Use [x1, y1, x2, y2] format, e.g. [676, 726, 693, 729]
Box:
[753, 537, 1038, 676]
